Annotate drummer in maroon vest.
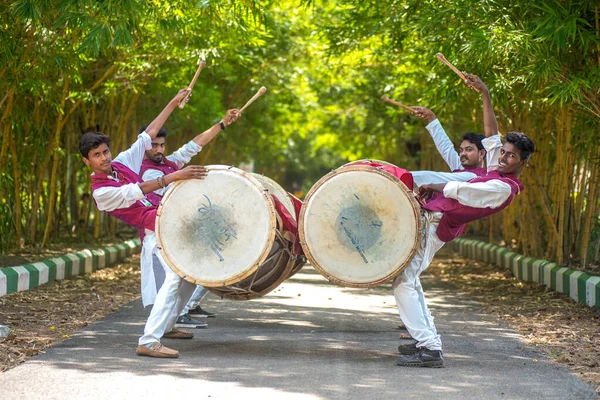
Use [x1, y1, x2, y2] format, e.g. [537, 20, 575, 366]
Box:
[80, 88, 209, 359]
[410, 107, 487, 185]
[394, 74, 535, 368]
[138, 110, 240, 328]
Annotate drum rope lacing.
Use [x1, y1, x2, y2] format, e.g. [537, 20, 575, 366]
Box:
[216, 229, 294, 296]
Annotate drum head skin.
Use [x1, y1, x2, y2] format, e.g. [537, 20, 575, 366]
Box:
[299, 165, 421, 287]
[156, 166, 276, 287]
[251, 173, 296, 220]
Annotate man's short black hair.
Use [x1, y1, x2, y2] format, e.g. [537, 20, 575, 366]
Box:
[79, 132, 111, 158]
[139, 124, 168, 138]
[462, 132, 485, 151]
[506, 132, 535, 160]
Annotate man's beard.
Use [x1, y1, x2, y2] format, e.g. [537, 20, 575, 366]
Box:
[147, 152, 163, 163]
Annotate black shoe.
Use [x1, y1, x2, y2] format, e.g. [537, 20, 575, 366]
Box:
[396, 349, 444, 368]
[175, 313, 208, 329]
[397, 342, 419, 355]
[188, 306, 216, 318]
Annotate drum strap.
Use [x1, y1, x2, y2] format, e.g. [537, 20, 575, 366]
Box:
[419, 209, 431, 250]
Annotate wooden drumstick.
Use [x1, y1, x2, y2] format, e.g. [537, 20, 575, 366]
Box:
[239, 86, 267, 113]
[381, 95, 416, 114]
[178, 59, 206, 109]
[435, 53, 467, 81]
[435, 53, 480, 92]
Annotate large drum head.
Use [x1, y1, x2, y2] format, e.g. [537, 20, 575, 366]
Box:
[299, 165, 421, 287]
[251, 173, 296, 220]
[156, 166, 276, 287]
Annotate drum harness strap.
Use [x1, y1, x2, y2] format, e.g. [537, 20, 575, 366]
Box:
[419, 208, 432, 250]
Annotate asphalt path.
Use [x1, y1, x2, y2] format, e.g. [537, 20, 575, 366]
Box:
[1, 261, 596, 399]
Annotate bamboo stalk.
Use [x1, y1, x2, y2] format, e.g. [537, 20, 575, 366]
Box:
[41, 77, 70, 247]
[8, 124, 21, 251]
[580, 156, 599, 267]
[94, 207, 101, 239]
[0, 89, 14, 169]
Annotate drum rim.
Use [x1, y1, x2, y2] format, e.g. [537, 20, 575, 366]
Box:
[156, 165, 277, 287]
[343, 158, 398, 168]
[251, 173, 296, 221]
[299, 164, 422, 288]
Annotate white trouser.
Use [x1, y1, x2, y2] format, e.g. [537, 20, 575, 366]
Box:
[392, 215, 445, 351]
[139, 247, 196, 345]
[180, 285, 210, 316]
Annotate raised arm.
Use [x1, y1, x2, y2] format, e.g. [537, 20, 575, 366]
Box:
[164, 109, 242, 169]
[463, 73, 498, 137]
[145, 88, 191, 140]
[192, 109, 240, 147]
[411, 106, 462, 171]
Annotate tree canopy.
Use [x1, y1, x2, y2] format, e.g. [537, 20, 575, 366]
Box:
[1, 0, 599, 268]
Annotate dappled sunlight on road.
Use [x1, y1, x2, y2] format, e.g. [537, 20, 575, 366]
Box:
[1, 260, 596, 399]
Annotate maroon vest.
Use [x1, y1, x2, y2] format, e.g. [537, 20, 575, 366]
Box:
[91, 162, 162, 239]
[140, 157, 180, 177]
[420, 166, 487, 203]
[422, 171, 524, 242]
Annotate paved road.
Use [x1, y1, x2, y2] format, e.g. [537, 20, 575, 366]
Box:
[1, 259, 596, 399]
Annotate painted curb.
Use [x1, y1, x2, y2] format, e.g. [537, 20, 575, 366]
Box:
[449, 238, 600, 310]
[0, 239, 141, 298]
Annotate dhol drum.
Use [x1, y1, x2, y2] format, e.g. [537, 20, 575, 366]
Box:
[299, 161, 421, 288]
[251, 173, 306, 277]
[156, 165, 304, 300]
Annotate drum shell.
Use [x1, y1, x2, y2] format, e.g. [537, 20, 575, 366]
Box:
[299, 164, 421, 288]
[157, 166, 305, 300]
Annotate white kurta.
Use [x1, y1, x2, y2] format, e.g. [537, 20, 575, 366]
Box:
[412, 119, 478, 187]
[140, 140, 205, 310]
[141, 140, 202, 196]
[90, 131, 196, 344]
[91, 132, 163, 307]
[393, 134, 511, 350]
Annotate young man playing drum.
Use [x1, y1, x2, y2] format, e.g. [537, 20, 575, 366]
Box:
[80, 88, 208, 359]
[410, 107, 487, 186]
[138, 110, 240, 328]
[394, 74, 535, 367]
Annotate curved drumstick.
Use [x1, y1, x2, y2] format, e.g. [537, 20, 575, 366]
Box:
[435, 53, 480, 92]
[179, 59, 207, 109]
[239, 86, 267, 113]
[435, 53, 466, 81]
[381, 95, 416, 114]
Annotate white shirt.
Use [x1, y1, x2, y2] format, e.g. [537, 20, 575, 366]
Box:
[92, 132, 152, 212]
[443, 134, 512, 209]
[141, 140, 202, 196]
[412, 119, 478, 186]
[426, 118, 463, 171]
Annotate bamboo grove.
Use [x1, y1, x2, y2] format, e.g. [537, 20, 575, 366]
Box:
[1, 0, 599, 269]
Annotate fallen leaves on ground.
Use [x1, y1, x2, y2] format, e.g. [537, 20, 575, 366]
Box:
[427, 249, 600, 395]
[1, 248, 599, 396]
[0, 255, 141, 372]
